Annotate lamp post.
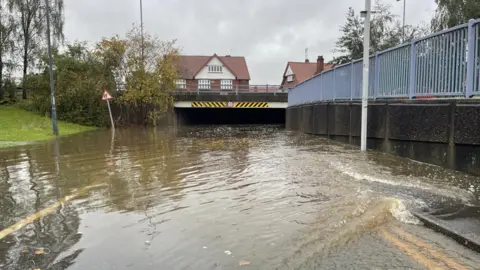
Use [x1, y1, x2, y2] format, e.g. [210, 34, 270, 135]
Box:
[360, 0, 371, 151]
[45, 0, 58, 136]
[140, 0, 144, 64]
[397, 0, 406, 42]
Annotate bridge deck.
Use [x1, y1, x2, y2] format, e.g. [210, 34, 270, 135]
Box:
[174, 101, 287, 108]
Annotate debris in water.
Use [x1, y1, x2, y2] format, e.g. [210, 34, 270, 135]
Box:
[22, 247, 50, 256]
[224, 250, 232, 255]
[203, 246, 207, 249]
[239, 260, 251, 266]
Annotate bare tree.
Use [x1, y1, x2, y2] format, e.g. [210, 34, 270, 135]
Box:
[8, 0, 63, 99]
[0, 0, 16, 98]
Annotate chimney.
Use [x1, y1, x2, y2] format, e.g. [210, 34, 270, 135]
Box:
[316, 55, 325, 74]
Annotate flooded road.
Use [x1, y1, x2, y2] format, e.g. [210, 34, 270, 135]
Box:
[1, 126, 480, 269]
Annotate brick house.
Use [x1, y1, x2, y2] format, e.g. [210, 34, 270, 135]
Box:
[176, 54, 250, 90]
[280, 55, 335, 89]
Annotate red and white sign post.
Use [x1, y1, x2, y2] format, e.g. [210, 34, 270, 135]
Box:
[102, 90, 115, 131]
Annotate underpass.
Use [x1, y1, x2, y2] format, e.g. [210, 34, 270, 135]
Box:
[173, 86, 288, 125]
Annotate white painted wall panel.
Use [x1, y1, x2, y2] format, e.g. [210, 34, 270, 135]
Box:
[285, 65, 293, 76]
[196, 57, 235, 79]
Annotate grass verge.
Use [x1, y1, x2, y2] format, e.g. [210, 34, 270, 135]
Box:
[0, 106, 97, 147]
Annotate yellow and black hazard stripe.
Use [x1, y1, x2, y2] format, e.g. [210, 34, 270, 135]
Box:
[233, 102, 269, 108]
[191, 101, 227, 108]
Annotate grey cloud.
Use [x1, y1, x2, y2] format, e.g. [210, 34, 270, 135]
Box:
[64, 0, 436, 84]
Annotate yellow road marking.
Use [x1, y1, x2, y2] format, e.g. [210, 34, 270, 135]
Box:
[0, 183, 105, 240]
[391, 227, 468, 270]
[380, 229, 444, 269]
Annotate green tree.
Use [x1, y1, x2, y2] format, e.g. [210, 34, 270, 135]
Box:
[0, 1, 16, 98]
[98, 26, 179, 126]
[432, 0, 480, 31]
[26, 43, 114, 126]
[94, 35, 127, 91]
[8, 0, 64, 99]
[331, 2, 429, 64]
[332, 7, 363, 64]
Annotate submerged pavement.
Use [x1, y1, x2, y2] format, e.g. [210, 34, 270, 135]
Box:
[0, 126, 479, 269]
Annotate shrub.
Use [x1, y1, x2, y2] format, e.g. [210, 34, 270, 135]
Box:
[26, 43, 116, 127]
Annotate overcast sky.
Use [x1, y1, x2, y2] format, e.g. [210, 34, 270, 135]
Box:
[64, 0, 437, 84]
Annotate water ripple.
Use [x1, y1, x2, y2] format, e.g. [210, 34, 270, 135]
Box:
[0, 126, 480, 269]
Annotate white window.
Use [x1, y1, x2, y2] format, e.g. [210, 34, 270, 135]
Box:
[221, 80, 233, 89]
[287, 75, 294, 82]
[208, 65, 223, 73]
[176, 79, 186, 89]
[198, 79, 211, 89]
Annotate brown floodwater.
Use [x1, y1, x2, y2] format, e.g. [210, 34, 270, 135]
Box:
[1, 125, 480, 269]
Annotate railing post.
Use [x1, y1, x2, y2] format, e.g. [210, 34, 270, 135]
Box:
[320, 76, 323, 101]
[408, 40, 417, 99]
[350, 62, 354, 100]
[374, 52, 380, 99]
[333, 67, 336, 101]
[466, 19, 476, 98]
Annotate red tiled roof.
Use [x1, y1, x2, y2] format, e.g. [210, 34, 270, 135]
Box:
[287, 62, 335, 84]
[177, 55, 250, 80]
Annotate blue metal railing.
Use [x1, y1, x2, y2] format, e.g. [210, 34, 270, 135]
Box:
[352, 60, 363, 99]
[377, 44, 410, 98]
[289, 19, 480, 106]
[473, 20, 480, 95]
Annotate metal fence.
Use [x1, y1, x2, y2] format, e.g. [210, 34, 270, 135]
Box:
[176, 84, 284, 95]
[474, 21, 480, 95]
[289, 19, 480, 106]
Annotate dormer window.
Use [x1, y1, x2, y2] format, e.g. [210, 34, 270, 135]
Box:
[287, 75, 294, 82]
[208, 65, 223, 73]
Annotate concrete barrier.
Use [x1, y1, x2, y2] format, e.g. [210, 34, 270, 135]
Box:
[286, 99, 480, 176]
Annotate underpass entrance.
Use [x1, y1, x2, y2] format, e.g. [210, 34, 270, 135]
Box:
[175, 107, 285, 125]
[174, 101, 287, 125]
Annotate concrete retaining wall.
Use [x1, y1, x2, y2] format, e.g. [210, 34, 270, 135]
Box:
[286, 100, 480, 176]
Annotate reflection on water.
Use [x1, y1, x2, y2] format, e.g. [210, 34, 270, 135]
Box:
[0, 126, 480, 269]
